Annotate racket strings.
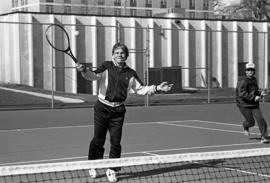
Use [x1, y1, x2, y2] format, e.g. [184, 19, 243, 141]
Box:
[46, 24, 70, 52]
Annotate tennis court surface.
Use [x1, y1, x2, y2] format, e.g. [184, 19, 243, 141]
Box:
[1, 103, 270, 182]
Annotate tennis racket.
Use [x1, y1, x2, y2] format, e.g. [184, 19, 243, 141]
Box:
[260, 89, 268, 100]
[45, 24, 78, 64]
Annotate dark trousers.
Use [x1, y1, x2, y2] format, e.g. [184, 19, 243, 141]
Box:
[238, 106, 268, 138]
[88, 100, 126, 160]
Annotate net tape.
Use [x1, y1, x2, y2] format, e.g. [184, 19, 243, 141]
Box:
[1, 147, 270, 177]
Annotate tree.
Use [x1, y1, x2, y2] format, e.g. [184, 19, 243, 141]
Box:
[213, 0, 270, 20]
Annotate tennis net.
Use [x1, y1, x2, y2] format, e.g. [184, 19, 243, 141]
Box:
[1, 147, 270, 183]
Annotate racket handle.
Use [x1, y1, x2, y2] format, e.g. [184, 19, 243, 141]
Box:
[70, 55, 79, 64]
[75, 63, 86, 72]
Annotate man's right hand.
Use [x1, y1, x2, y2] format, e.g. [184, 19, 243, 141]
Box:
[261, 89, 268, 97]
[255, 96, 261, 102]
[76, 63, 86, 72]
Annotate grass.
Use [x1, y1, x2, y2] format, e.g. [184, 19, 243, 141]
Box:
[0, 83, 253, 110]
[0, 83, 95, 109]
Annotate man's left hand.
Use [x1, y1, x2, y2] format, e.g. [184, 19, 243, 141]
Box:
[157, 82, 173, 92]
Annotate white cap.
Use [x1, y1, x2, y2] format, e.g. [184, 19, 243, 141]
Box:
[246, 63, 255, 69]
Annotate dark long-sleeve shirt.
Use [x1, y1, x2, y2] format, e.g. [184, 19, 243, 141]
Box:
[236, 75, 260, 108]
[81, 61, 157, 107]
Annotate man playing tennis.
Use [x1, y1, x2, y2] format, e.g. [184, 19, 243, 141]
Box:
[76, 42, 173, 182]
[236, 63, 269, 144]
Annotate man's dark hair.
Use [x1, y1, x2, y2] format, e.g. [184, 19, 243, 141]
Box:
[112, 42, 129, 58]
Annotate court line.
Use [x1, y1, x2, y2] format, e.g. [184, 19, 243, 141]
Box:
[0, 120, 196, 132]
[143, 142, 263, 154]
[2, 119, 263, 133]
[160, 120, 268, 134]
[193, 120, 244, 126]
[0, 87, 84, 103]
[222, 165, 270, 178]
[193, 162, 270, 179]
[161, 120, 261, 130]
[0, 142, 262, 166]
[157, 122, 261, 135]
[0, 125, 91, 133]
[193, 120, 259, 128]
[141, 152, 158, 156]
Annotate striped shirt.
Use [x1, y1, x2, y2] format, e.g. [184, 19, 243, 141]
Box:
[81, 61, 157, 107]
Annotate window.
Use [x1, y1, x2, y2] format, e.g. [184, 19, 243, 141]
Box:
[146, 0, 152, 7]
[130, 9, 137, 16]
[204, 12, 209, 19]
[146, 10, 152, 17]
[98, 8, 105, 15]
[189, 12, 195, 18]
[46, 5, 54, 13]
[81, 0, 87, 5]
[64, 0, 71, 13]
[81, 6, 88, 14]
[203, 0, 209, 9]
[130, 0, 136, 6]
[21, 0, 28, 11]
[98, 0, 104, 5]
[64, 0, 71, 4]
[189, 0, 195, 9]
[12, 0, 19, 7]
[175, 0, 181, 8]
[114, 8, 121, 16]
[81, 0, 87, 14]
[114, 0, 121, 6]
[160, 0, 167, 8]
[64, 6, 71, 13]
